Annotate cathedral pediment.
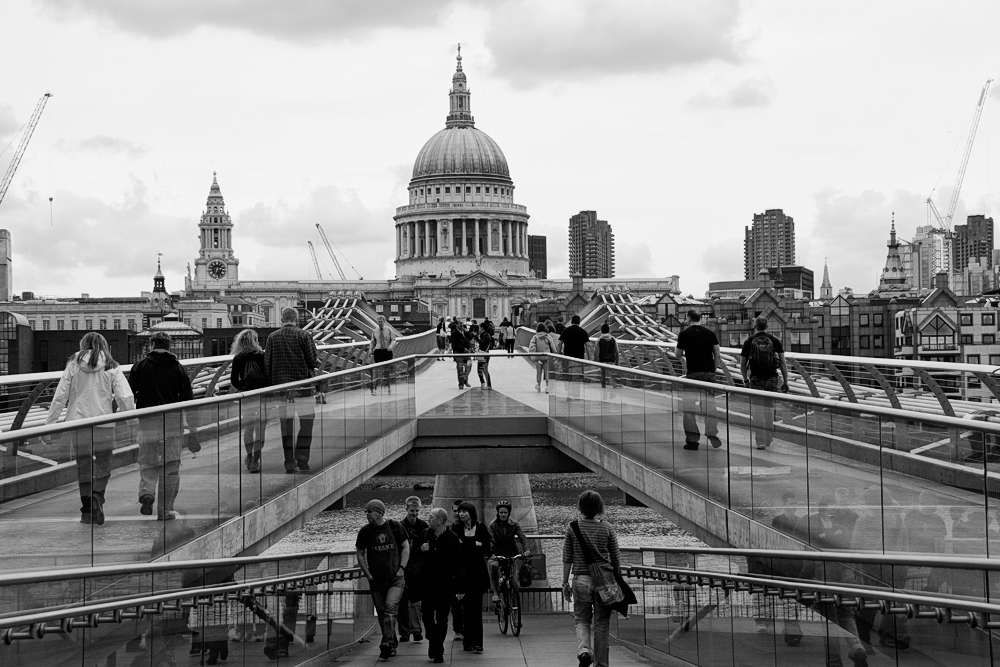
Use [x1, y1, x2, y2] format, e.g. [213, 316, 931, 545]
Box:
[447, 270, 511, 289]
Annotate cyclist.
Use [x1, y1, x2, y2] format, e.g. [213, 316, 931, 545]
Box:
[487, 500, 530, 602]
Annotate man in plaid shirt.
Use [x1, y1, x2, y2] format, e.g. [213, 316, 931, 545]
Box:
[265, 307, 320, 473]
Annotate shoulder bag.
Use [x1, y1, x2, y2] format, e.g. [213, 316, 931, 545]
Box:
[570, 521, 624, 605]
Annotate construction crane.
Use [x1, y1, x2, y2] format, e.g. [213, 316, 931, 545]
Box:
[307, 241, 323, 279]
[315, 223, 363, 280]
[927, 79, 993, 231]
[0, 92, 53, 208]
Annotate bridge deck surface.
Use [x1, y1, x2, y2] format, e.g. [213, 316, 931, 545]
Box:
[336, 613, 649, 667]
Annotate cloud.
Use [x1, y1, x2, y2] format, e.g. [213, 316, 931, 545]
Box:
[700, 237, 745, 282]
[810, 188, 926, 294]
[56, 135, 148, 158]
[35, 0, 460, 41]
[684, 76, 775, 110]
[614, 241, 655, 278]
[483, 0, 747, 88]
[5, 178, 193, 294]
[0, 105, 18, 144]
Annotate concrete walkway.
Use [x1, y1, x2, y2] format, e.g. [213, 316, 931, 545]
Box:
[335, 613, 650, 667]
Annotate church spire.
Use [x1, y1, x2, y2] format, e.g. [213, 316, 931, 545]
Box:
[878, 212, 909, 293]
[446, 43, 475, 128]
[820, 257, 833, 299]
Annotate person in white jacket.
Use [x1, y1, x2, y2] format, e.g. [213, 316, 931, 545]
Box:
[45, 332, 135, 526]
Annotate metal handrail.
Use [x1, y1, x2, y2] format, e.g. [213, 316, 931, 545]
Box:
[624, 564, 1000, 627]
[0, 566, 364, 640]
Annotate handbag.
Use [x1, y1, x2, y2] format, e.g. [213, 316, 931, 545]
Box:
[570, 521, 624, 605]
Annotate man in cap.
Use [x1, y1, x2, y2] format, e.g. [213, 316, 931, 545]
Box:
[356, 499, 410, 660]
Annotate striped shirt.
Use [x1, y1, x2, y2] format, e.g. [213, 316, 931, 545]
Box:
[563, 518, 620, 576]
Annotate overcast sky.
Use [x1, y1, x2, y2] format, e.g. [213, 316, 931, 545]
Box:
[1, 0, 999, 298]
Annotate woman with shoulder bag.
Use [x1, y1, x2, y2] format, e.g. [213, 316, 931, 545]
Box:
[562, 490, 621, 667]
[370, 315, 398, 395]
[230, 329, 268, 473]
[450, 321, 471, 389]
[45, 332, 135, 526]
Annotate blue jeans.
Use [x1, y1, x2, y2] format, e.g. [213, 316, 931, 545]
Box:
[681, 372, 719, 443]
[370, 574, 406, 649]
[748, 376, 781, 448]
[573, 575, 613, 667]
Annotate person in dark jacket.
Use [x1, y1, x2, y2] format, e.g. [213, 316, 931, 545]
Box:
[417, 507, 465, 664]
[452, 501, 491, 653]
[129, 332, 196, 520]
[230, 329, 268, 473]
[450, 321, 471, 389]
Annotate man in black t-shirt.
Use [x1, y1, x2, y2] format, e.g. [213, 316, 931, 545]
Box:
[356, 499, 411, 660]
[675, 309, 723, 450]
[739, 317, 789, 450]
[558, 315, 591, 399]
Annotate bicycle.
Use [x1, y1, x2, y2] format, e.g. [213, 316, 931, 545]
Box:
[494, 554, 527, 636]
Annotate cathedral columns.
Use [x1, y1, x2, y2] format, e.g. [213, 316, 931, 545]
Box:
[461, 220, 467, 256]
[396, 224, 401, 259]
[474, 218, 481, 256]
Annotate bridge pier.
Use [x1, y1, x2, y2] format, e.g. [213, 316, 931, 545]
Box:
[432, 473, 551, 608]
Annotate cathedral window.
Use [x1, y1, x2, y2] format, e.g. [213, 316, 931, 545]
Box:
[71, 320, 78, 330]
[28, 320, 35, 330]
[57, 320, 64, 330]
[85, 319, 92, 329]
[476, 186, 481, 193]
[99, 319, 106, 329]
[436, 187, 441, 194]
[216, 318, 223, 328]
[113, 319, 121, 329]
[445, 187, 451, 194]
[466, 186, 471, 194]
[42, 320, 50, 331]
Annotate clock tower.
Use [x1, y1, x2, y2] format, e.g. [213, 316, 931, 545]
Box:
[193, 172, 239, 287]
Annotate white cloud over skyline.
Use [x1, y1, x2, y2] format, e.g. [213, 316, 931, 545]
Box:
[0, 0, 998, 299]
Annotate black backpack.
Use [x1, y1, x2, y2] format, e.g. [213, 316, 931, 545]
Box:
[747, 334, 778, 377]
[241, 358, 269, 390]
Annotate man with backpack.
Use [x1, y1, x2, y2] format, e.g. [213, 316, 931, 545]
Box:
[740, 317, 789, 450]
[356, 499, 411, 661]
[675, 309, 722, 450]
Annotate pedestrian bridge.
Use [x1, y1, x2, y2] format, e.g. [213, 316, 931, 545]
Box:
[2, 330, 1000, 664]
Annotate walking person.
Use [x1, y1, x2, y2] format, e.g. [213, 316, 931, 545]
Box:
[675, 309, 723, 450]
[45, 332, 135, 526]
[449, 500, 466, 642]
[398, 496, 428, 644]
[559, 315, 591, 399]
[562, 490, 620, 667]
[487, 500, 530, 602]
[370, 315, 398, 395]
[477, 324, 493, 390]
[500, 318, 515, 355]
[435, 317, 448, 360]
[129, 332, 196, 521]
[528, 322, 554, 392]
[416, 508, 465, 664]
[356, 499, 411, 661]
[230, 329, 269, 473]
[452, 501, 491, 654]
[450, 321, 471, 389]
[265, 307, 320, 473]
[592, 323, 619, 399]
[739, 317, 788, 450]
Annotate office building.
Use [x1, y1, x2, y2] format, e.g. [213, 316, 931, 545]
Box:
[527, 235, 547, 279]
[568, 211, 615, 279]
[744, 209, 795, 280]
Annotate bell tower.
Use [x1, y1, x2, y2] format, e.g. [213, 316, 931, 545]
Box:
[193, 172, 239, 287]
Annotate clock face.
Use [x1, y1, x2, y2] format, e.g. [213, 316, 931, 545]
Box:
[208, 261, 227, 279]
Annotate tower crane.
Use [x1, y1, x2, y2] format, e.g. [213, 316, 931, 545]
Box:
[307, 241, 323, 279]
[926, 78, 992, 231]
[0, 92, 53, 208]
[315, 223, 363, 280]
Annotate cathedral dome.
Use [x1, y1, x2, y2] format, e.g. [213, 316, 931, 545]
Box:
[411, 126, 510, 179]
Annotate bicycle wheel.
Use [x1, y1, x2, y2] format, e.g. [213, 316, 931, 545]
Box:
[496, 582, 509, 635]
[509, 586, 522, 637]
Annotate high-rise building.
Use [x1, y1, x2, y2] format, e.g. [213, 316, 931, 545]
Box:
[527, 235, 547, 279]
[744, 209, 795, 280]
[908, 225, 953, 291]
[954, 214, 994, 272]
[568, 211, 615, 278]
